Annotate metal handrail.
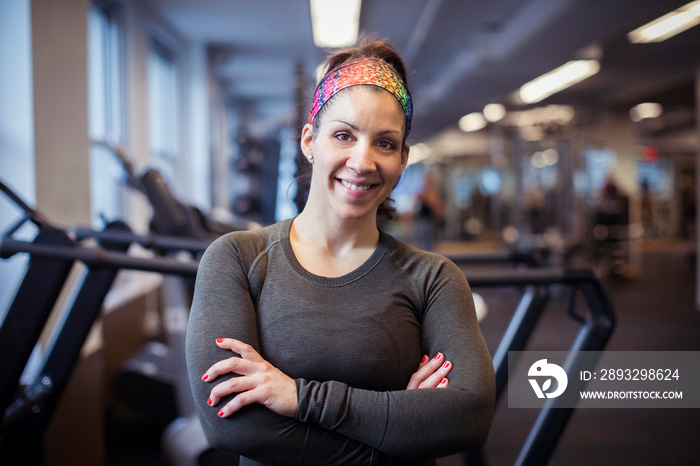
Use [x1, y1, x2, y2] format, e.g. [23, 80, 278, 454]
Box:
[0, 237, 199, 277]
[70, 227, 212, 255]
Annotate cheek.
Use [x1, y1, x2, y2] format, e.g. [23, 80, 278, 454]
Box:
[312, 154, 340, 182]
[386, 160, 405, 184]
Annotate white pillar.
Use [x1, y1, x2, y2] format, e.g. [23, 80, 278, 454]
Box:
[182, 41, 212, 210]
[31, 0, 91, 227]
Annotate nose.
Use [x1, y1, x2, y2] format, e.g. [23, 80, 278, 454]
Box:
[346, 143, 376, 174]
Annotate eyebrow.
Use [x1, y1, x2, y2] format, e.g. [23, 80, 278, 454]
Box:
[330, 120, 402, 136]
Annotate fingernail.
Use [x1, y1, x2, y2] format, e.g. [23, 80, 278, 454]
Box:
[434, 353, 442, 360]
[440, 378, 448, 385]
[202, 374, 209, 381]
[218, 410, 224, 417]
[207, 398, 213, 406]
[421, 355, 428, 363]
[216, 338, 225, 343]
[442, 361, 450, 369]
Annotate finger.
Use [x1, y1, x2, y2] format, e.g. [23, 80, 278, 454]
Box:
[217, 386, 264, 417]
[214, 370, 298, 418]
[207, 374, 259, 406]
[202, 355, 259, 382]
[215, 338, 263, 362]
[438, 377, 449, 388]
[418, 360, 453, 389]
[417, 354, 429, 370]
[407, 352, 445, 389]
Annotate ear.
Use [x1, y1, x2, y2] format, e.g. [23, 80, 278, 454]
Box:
[300, 123, 314, 158]
[401, 141, 410, 170]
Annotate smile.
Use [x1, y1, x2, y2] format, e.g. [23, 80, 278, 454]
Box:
[340, 180, 374, 191]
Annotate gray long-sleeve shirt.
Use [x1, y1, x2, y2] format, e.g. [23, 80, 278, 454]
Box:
[186, 218, 495, 465]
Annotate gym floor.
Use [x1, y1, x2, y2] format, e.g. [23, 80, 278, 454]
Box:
[107, 241, 700, 466]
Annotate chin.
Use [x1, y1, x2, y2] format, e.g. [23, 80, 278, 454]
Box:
[333, 205, 379, 222]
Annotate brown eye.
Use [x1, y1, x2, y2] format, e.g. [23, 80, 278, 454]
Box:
[378, 139, 396, 150]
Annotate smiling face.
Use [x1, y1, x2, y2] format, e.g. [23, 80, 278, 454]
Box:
[301, 86, 409, 224]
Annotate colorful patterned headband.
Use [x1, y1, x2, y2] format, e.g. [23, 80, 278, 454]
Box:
[308, 58, 413, 135]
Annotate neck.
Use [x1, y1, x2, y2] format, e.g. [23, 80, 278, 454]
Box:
[292, 208, 379, 255]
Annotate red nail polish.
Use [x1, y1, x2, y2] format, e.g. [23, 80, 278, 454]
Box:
[434, 353, 442, 360]
[207, 398, 213, 406]
[216, 338, 225, 343]
[218, 410, 224, 417]
[440, 378, 448, 384]
[442, 361, 450, 369]
[202, 374, 208, 381]
[421, 355, 428, 363]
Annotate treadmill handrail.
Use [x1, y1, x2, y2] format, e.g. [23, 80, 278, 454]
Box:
[70, 227, 212, 254]
[1, 237, 199, 277]
[445, 251, 542, 268]
[2, 235, 615, 331]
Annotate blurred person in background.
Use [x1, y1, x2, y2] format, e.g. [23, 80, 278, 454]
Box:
[414, 172, 446, 251]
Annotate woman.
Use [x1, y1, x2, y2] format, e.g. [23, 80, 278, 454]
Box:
[186, 39, 495, 465]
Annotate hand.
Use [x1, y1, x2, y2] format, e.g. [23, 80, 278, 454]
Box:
[201, 338, 298, 418]
[406, 352, 453, 389]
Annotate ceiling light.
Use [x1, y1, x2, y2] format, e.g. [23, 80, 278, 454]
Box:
[459, 112, 487, 132]
[531, 151, 546, 168]
[483, 103, 506, 122]
[629, 102, 663, 122]
[628, 0, 700, 43]
[542, 148, 559, 166]
[519, 60, 600, 104]
[310, 0, 361, 48]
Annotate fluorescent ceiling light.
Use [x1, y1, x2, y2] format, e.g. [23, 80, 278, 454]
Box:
[628, 0, 700, 43]
[483, 103, 506, 122]
[519, 60, 600, 104]
[530, 149, 559, 168]
[459, 112, 487, 132]
[310, 0, 361, 48]
[629, 102, 663, 122]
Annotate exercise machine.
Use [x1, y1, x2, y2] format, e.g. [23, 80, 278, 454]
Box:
[449, 253, 616, 466]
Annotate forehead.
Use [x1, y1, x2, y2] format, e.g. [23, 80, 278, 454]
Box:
[320, 86, 405, 126]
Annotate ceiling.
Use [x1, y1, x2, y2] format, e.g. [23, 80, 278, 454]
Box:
[145, 0, 699, 144]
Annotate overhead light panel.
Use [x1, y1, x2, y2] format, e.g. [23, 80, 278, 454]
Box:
[310, 0, 361, 48]
[519, 60, 600, 104]
[628, 0, 700, 43]
[483, 103, 506, 123]
[459, 112, 487, 132]
[629, 102, 663, 122]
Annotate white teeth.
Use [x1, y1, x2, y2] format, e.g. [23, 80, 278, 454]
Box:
[341, 180, 370, 191]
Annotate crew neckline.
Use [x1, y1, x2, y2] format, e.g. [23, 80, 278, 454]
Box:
[279, 217, 388, 287]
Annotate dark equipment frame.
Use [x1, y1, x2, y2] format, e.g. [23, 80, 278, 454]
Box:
[449, 254, 616, 466]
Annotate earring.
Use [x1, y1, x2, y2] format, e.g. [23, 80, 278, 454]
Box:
[308, 154, 314, 163]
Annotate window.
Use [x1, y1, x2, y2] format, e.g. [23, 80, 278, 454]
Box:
[275, 129, 298, 221]
[88, 2, 127, 227]
[0, 0, 35, 322]
[148, 40, 179, 189]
